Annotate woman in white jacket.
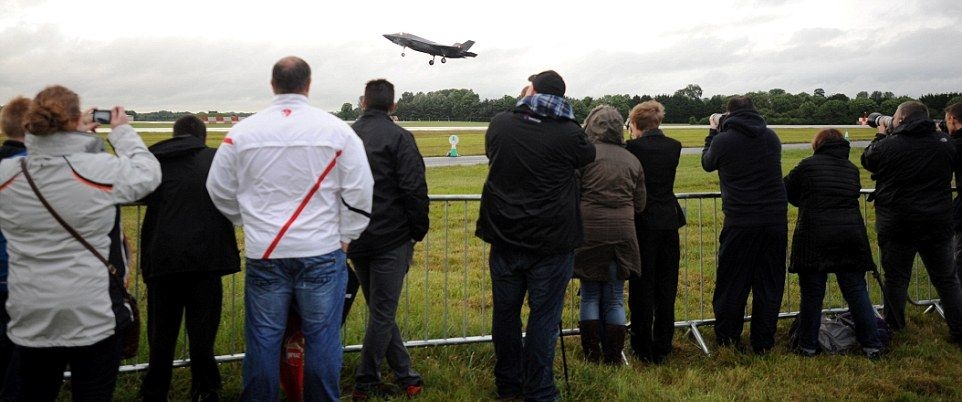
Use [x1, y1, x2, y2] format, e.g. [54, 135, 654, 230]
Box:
[0, 85, 160, 401]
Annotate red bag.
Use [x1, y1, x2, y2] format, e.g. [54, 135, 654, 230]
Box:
[278, 264, 360, 401]
[279, 310, 305, 402]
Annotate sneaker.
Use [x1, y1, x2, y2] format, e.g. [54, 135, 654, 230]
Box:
[403, 382, 423, 398]
[864, 347, 887, 360]
[353, 383, 401, 401]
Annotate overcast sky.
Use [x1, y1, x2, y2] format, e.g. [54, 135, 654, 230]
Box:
[1, 0, 960, 113]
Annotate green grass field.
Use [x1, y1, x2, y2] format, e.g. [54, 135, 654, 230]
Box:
[125, 122, 879, 157]
[93, 126, 962, 401]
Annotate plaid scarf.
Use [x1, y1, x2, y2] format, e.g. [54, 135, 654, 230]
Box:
[517, 94, 575, 121]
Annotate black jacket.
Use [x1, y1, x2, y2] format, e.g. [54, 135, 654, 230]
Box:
[785, 139, 875, 273]
[626, 129, 686, 231]
[861, 113, 956, 222]
[951, 129, 962, 231]
[0, 140, 25, 159]
[476, 104, 596, 254]
[141, 135, 240, 282]
[348, 109, 429, 257]
[701, 110, 787, 227]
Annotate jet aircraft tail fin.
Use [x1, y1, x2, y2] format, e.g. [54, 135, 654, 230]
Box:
[456, 40, 475, 51]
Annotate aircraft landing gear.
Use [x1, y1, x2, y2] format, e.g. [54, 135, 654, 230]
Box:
[441, 57, 447, 63]
[401, 52, 405, 57]
[402, 47, 406, 57]
[429, 59, 435, 65]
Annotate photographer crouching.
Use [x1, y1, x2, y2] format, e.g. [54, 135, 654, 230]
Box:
[861, 101, 962, 346]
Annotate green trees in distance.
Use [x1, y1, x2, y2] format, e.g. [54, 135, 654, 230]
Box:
[332, 84, 962, 125]
[34, 86, 957, 123]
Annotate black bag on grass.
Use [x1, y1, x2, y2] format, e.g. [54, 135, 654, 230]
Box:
[788, 312, 891, 354]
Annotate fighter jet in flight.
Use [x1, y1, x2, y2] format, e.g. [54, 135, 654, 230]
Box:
[383, 32, 477, 65]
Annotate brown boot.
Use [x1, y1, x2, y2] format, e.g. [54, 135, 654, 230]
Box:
[603, 324, 628, 366]
[579, 320, 602, 363]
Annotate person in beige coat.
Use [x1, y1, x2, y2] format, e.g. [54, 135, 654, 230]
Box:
[574, 105, 646, 365]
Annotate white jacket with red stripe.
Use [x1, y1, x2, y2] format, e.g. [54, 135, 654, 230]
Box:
[206, 94, 374, 259]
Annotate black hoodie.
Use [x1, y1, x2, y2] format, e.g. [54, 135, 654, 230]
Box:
[861, 113, 956, 222]
[140, 135, 240, 282]
[701, 110, 787, 227]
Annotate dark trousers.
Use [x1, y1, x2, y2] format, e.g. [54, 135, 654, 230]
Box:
[17, 334, 121, 401]
[712, 224, 787, 352]
[489, 245, 573, 402]
[877, 216, 962, 337]
[140, 274, 224, 401]
[0, 291, 19, 401]
[797, 271, 882, 351]
[351, 242, 421, 387]
[628, 228, 680, 362]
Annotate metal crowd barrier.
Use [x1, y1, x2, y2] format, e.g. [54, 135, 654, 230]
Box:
[114, 190, 945, 373]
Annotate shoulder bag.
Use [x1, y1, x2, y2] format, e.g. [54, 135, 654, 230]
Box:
[19, 158, 140, 359]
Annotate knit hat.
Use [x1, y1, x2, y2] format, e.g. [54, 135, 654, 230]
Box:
[528, 70, 566, 97]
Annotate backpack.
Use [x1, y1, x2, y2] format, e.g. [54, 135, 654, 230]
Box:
[788, 312, 891, 354]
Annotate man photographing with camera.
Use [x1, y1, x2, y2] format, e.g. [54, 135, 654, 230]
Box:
[861, 101, 962, 345]
[701, 96, 787, 354]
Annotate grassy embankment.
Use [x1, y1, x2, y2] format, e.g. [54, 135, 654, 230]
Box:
[96, 124, 960, 401]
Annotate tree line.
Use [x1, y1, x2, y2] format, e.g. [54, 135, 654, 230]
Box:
[22, 86, 952, 124]
[335, 85, 962, 125]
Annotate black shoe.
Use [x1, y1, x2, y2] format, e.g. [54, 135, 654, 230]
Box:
[191, 391, 220, 402]
[793, 347, 818, 357]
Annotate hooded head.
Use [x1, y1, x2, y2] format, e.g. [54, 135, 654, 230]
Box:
[583, 105, 625, 145]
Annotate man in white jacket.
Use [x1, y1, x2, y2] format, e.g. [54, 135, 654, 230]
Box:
[207, 56, 374, 401]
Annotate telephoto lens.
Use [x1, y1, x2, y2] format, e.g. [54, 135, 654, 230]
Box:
[867, 112, 893, 129]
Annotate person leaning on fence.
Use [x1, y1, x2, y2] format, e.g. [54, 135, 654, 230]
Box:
[624, 100, 686, 364]
[861, 101, 962, 344]
[0, 85, 161, 401]
[784, 128, 885, 359]
[945, 102, 962, 280]
[206, 56, 373, 401]
[475, 70, 595, 401]
[574, 105, 645, 366]
[0, 96, 29, 397]
[701, 96, 787, 354]
[348, 79, 429, 400]
[139, 115, 241, 402]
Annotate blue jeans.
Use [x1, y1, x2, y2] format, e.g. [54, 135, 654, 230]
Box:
[489, 245, 573, 402]
[797, 271, 882, 351]
[579, 262, 626, 325]
[241, 250, 347, 402]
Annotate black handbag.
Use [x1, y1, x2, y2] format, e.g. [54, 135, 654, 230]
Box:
[19, 158, 140, 359]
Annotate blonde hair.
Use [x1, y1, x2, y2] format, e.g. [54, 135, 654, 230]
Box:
[24, 85, 81, 136]
[629, 100, 665, 131]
